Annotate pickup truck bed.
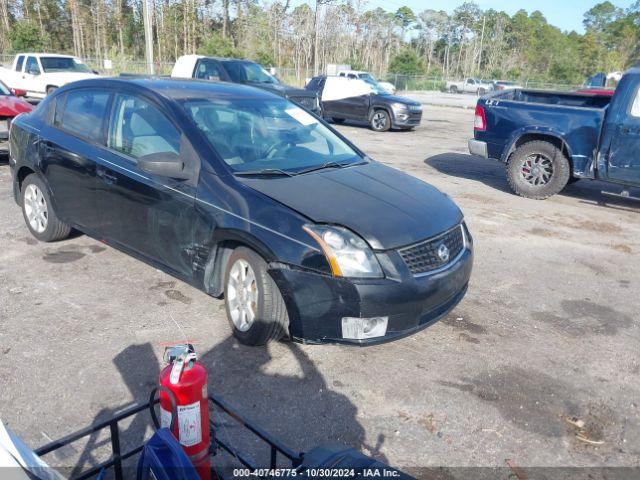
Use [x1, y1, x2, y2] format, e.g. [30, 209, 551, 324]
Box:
[469, 68, 640, 199]
[472, 89, 613, 176]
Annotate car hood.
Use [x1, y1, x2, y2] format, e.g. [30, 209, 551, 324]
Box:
[249, 82, 316, 98]
[0, 96, 33, 116]
[237, 162, 463, 250]
[377, 93, 421, 107]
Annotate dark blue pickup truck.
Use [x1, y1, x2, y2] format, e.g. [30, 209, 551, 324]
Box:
[468, 67, 640, 199]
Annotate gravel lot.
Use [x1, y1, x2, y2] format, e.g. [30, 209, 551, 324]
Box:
[0, 105, 639, 477]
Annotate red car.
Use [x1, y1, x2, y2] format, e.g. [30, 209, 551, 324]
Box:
[0, 80, 33, 153]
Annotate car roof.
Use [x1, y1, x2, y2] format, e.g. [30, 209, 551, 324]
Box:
[59, 76, 278, 102]
[189, 54, 258, 64]
[19, 53, 78, 58]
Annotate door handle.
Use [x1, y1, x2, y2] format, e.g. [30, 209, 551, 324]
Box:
[96, 168, 117, 184]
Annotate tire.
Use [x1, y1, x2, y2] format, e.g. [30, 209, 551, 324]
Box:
[21, 174, 71, 242]
[223, 247, 288, 346]
[478, 88, 486, 95]
[332, 118, 345, 124]
[449, 85, 458, 94]
[370, 109, 391, 132]
[46, 86, 58, 95]
[507, 141, 571, 200]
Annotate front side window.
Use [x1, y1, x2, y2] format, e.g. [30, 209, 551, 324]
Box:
[224, 62, 278, 84]
[56, 90, 110, 142]
[183, 97, 362, 173]
[15, 56, 24, 72]
[40, 57, 92, 73]
[195, 60, 222, 81]
[25, 57, 40, 75]
[631, 88, 640, 118]
[108, 94, 181, 159]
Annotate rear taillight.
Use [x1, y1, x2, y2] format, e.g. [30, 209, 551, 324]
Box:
[474, 104, 486, 131]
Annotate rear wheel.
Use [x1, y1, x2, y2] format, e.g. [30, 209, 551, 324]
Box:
[224, 247, 288, 346]
[21, 174, 71, 242]
[370, 109, 390, 132]
[507, 141, 570, 200]
[478, 87, 486, 95]
[449, 85, 458, 94]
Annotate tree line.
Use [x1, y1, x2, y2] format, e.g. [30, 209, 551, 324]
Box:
[1, 0, 639, 84]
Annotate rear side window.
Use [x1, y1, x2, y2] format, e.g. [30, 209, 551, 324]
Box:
[15, 56, 25, 72]
[631, 88, 640, 118]
[195, 60, 222, 81]
[108, 94, 181, 159]
[56, 90, 110, 142]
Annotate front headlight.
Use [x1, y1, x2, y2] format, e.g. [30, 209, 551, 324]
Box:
[391, 102, 409, 111]
[303, 225, 383, 278]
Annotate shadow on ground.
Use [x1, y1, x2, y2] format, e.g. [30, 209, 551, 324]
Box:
[426, 152, 640, 212]
[70, 338, 382, 476]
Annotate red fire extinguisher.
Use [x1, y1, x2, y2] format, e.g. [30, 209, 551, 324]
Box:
[158, 344, 211, 480]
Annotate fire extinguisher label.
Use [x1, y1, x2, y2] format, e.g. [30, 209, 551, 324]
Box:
[177, 401, 202, 447]
[160, 407, 172, 429]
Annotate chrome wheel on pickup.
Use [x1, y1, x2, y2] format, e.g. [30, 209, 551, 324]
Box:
[507, 140, 571, 200]
[520, 154, 553, 186]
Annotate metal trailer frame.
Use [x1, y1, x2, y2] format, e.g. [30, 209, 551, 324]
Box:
[34, 393, 303, 480]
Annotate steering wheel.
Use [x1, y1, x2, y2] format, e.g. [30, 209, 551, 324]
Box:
[263, 140, 293, 160]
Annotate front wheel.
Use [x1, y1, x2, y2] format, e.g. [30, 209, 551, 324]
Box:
[46, 86, 58, 95]
[21, 174, 71, 242]
[370, 109, 391, 132]
[224, 247, 288, 346]
[449, 85, 458, 94]
[507, 141, 570, 199]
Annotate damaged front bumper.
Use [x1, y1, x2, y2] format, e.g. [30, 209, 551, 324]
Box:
[268, 243, 473, 346]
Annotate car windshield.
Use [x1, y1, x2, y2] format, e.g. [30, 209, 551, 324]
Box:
[183, 97, 363, 174]
[0, 81, 10, 96]
[224, 62, 278, 84]
[40, 57, 92, 73]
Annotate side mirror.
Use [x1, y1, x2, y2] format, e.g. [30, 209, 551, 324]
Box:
[138, 152, 190, 179]
[12, 88, 27, 97]
[92, 69, 99, 75]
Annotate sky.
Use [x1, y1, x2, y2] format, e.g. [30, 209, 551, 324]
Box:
[317, 0, 636, 34]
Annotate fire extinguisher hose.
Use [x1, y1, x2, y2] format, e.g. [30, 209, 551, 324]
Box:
[148, 386, 178, 432]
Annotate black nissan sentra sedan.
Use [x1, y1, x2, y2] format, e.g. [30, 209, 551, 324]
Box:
[9, 78, 473, 346]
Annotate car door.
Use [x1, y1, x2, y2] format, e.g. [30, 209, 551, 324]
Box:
[40, 88, 111, 232]
[96, 92, 200, 279]
[322, 77, 370, 120]
[607, 86, 640, 185]
[464, 79, 475, 93]
[23, 56, 43, 95]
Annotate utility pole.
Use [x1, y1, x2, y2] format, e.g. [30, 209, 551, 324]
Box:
[142, 0, 154, 74]
[314, 0, 320, 76]
[313, 0, 335, 76]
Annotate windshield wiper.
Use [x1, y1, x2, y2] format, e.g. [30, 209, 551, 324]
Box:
[234, 168, 294, 177]
[297, 160, 368, 175]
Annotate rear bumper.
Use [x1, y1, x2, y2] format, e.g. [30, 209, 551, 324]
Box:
[269, 240, 473, 346]
[468, 139, 488, 158]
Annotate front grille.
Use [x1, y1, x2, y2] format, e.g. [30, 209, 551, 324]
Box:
[398, 225, 465, 275]
[290, 96, 317, 111]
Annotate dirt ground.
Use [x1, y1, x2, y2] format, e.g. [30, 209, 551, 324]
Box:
[0, 104, 639, 477]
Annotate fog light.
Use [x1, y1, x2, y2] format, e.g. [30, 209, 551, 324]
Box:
[396, 113, 409, 121]
[341, 316, 388, 340]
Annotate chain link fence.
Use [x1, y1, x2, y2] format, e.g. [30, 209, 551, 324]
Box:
[0, 54, 584, 92]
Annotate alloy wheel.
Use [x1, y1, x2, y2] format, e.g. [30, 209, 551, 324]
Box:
[372, 112, 388, 131]
[23, 184, 48, 233]
[227, 259, 258, 332]
[520, 154, 554, 186]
